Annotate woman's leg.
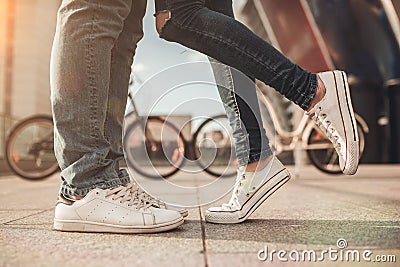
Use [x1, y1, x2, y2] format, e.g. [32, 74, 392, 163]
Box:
[156, 0, 359, 176]
[156, 0, 318, 111]
[153, 0, 359, 224]
[203, 0, 273, 167]
[156, 0, 273, 167]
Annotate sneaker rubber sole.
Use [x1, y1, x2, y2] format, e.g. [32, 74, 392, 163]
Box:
[53, 217, 184, 233]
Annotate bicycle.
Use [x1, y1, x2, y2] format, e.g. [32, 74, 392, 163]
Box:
[4, 88, 232, 180]
[5, 114, 57, 180]
[4, 91, 188, 181]
[5, 86, 368, 180]
[123, 93, 237, 179]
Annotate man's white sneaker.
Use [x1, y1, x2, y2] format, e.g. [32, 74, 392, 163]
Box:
[307, 70, 359, 175]
[133, 183, 189, 218]
[149, 198, 189, 218]
[54, 183, 183, 233]
[205, 156, 290, 224]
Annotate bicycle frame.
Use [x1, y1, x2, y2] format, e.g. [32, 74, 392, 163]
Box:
[260, 94, 312, 153]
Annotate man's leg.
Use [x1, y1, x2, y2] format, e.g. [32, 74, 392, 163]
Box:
[105, 0, 147, 182]
[51, 0, 134, 197]
[51, 0, 184, 233]
[107, 0, 188, 218]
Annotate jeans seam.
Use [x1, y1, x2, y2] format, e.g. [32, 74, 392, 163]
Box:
[213, 58, 242, 130]
[86, 6, 99, 149]
[227, 66, 243, 127]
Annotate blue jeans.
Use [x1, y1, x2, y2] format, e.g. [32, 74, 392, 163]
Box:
[51, 0, 147, 196]
[156, 0, 274, 166]
[157, 0, 318, 106]
[156, 0, 317, 165]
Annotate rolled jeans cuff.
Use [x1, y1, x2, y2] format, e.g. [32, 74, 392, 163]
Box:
[300, 73, 318, 110]
[60, 172, 131, 197]
[248, 149, 274, 165]
[236, 136, 274, 166]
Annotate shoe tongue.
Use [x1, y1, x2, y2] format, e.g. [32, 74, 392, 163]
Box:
[237, 165, 245, 175]
[234, 166, 246, 182]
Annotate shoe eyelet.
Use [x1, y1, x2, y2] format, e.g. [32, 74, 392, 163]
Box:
[246, 193, 250, 197]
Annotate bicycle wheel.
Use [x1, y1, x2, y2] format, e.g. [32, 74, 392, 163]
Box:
[5, 115, 58, 180]
[123, 117, 186, 179]
[306, 120, 366, 174]
[193, 115, 237, 177]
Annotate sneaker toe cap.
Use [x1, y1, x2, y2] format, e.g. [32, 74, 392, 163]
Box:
[150, 208, 182, 224]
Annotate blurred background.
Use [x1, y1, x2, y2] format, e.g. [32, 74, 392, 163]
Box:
[1, 0, 400, 176]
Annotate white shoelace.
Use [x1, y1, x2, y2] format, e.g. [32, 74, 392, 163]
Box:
[105, 183, 152, 209]
[221, 167, 246, 210]
[309, 106, 341, 150]
[129, 182, 165, 207]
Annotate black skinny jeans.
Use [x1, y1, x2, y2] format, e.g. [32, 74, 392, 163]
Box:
[155, 0, 318, 165]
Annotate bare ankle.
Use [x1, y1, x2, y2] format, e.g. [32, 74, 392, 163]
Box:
[307, 76, 326, 112]
[67, 195, 84, 201]
[245, 155, 273, 172]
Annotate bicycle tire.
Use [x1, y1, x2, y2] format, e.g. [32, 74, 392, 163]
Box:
[123, 117, 186, 179]
[5, 115, 58, 180]
[306, 120, 366, 174]
[193, 114, 237, 178]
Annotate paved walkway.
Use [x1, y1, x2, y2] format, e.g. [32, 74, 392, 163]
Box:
[1, 165, 399, 267]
